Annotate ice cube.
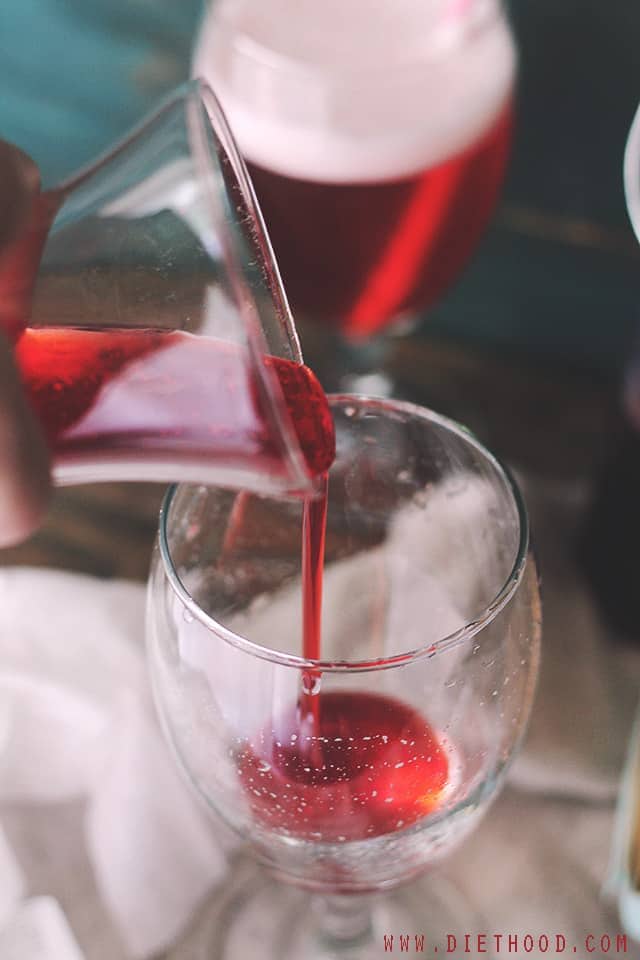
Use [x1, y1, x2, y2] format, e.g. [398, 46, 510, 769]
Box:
[86, 693, 227, 959]
[0, 673, 107, 802]
[0, 897, 85, 960]
[0, 824, 25, 928]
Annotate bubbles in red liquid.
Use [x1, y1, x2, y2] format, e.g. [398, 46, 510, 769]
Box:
[237, 691, 450, 842]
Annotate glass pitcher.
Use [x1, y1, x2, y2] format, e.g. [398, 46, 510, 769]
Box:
[2, 80, 333, 496]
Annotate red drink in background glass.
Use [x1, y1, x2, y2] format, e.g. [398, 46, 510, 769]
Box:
[246, 106, 512, 339]
[194, 0, 516, 338]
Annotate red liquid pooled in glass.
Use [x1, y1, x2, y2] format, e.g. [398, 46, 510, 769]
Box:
[15, 327, 450, 843]
[238, 691, 449, 842]
[15, 326, 335, 480]
[248, 103, 512, 339]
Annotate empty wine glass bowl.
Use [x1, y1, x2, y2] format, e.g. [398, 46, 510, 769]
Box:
[146, 395, 541, 958]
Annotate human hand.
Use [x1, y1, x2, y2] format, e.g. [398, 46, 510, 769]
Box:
[0, 142, 51, 547]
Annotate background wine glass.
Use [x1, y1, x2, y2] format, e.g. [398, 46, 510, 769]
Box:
[147, 395, 541, 959]
[193, 0, 516, 387]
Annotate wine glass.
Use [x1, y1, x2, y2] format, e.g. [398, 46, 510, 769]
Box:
[147, 395, 541, 959]
[192, 0, 516, 386]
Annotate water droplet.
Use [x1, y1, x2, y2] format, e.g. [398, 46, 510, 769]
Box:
[257, 760, 271, 773]
[182, 608, 194, 623]
[472, 644, 481, 654]
[302, 672, 322, 696]
[344, 404, 357, 418]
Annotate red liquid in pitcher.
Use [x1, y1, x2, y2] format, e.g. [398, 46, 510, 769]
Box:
[247, 104, 512, 339]
[15, 327, 335, 482]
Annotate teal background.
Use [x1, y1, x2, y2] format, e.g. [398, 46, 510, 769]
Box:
[0, 0, 203, 183]
[1, 0, 638, 376]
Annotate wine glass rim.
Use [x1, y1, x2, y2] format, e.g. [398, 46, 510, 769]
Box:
[157, 394, 530, 673]
[624, 101, 640, 245]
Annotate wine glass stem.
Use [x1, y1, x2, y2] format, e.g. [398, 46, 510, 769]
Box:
[312, 893, 375, 949]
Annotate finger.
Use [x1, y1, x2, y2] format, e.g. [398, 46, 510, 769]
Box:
[0, 145, 59, 343]
[0, 141, 40, 252]
[0, 192, 60, 343]
[0, 332, 51, 547]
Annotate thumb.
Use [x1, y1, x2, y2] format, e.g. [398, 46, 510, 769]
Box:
[0, 332, 51, 547]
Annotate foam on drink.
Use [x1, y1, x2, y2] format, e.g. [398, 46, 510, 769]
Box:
[193, 0, 515, 184]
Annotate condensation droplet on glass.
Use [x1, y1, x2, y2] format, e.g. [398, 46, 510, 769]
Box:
[445, 679, 457, 688]
[182, 608, 194, 623]
[185, 521, 200, 542]
[344, 405, 357, 418]
[257, 760, 271, 773]
[302, 672, 322, 696]
[473, 644, 481, 654]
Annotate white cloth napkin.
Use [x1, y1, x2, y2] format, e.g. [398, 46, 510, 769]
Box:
[0, 568, 228, 960]
[0, 472, 638, 959]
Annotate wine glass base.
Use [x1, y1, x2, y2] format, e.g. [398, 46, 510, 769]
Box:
[169, 852, 490, 960]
